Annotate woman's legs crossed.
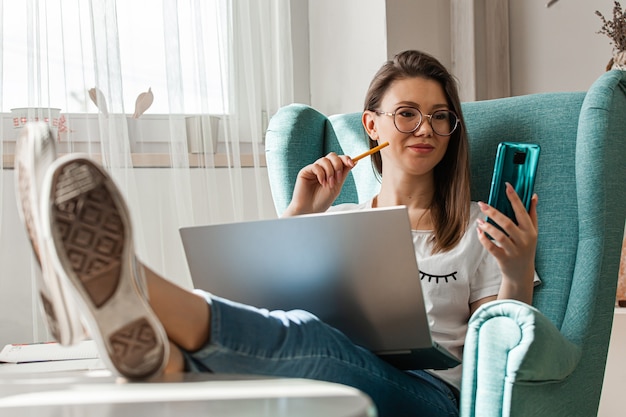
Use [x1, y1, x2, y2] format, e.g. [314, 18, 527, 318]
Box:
[182, 293, 459, 417]
[140, 270, 458, 416]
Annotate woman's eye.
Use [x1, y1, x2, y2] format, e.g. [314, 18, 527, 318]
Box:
[398, 110, 418, 118]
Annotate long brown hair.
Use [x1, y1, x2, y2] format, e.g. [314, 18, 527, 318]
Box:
[363, 50, 471, 253]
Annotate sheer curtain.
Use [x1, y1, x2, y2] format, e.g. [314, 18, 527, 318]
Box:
[0, 0, 293, 345]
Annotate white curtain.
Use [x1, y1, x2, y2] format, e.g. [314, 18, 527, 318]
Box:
[0, 0, 293, 345]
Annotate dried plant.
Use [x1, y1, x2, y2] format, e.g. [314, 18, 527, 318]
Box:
[596, 1, 626, 53]
[88, 86, 154, 118]
[88, 87, 108, 116]
[133, 87, 154, 119]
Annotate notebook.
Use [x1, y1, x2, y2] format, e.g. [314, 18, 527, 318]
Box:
[179, 206, 460, 370]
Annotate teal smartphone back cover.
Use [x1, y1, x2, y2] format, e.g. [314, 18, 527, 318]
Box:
[487, 142, 540, 226]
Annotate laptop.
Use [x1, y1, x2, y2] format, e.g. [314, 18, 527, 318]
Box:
[179, 206, 460, 370]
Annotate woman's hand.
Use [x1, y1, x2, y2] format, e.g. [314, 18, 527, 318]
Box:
[282, 152, 355, 217]
[475, 183, 538, 304]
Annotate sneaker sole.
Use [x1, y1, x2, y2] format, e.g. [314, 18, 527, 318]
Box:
[44, 156, 167, 379]
[15, 123, 84, 345]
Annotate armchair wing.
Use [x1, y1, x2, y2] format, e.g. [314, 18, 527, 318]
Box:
[265, 104, 380, 216]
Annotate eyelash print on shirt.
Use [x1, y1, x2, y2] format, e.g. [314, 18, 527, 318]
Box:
[420, 270, 458, 283]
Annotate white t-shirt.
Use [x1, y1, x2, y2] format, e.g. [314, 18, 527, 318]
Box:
[327, 199, 539, 390]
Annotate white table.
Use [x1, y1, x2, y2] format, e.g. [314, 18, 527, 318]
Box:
[0, 367, 376, 417]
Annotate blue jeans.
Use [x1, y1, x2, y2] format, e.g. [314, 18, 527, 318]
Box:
[183, 292, 459, 417]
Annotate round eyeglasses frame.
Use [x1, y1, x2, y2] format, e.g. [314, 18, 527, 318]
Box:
[372, 106, 460, 136]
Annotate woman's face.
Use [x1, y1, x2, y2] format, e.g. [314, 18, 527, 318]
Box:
[365, 76, 452, 178]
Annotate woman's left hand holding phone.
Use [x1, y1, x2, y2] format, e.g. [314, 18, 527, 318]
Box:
[476, 183, 539, 304]
[282, 152, 355, 217]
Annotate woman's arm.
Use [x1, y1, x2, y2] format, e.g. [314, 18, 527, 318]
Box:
[470, 295, 497, 316]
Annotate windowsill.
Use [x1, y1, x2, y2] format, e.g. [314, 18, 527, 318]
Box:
[2, 152, 266, 169]
[2, 113, 267, 168]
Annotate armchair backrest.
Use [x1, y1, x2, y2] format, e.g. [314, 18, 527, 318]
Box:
[265, 71, 626, 413]
[461, 71, 626, 342]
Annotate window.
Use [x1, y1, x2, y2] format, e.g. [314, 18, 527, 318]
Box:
[1, 0, 292, 166]
[1, 0, 228, 115]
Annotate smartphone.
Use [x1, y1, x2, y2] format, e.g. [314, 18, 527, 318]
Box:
[486, 142, 540, 233]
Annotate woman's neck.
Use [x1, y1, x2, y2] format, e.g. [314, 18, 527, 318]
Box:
[374, 175, 435, 230]
[375, 173, 434, 209]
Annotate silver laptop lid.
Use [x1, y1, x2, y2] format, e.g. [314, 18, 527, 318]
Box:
[179, 206, 434, 353]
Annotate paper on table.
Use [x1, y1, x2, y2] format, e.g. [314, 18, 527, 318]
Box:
[0, 340, 98, 363]
[0, 358, 107, 374]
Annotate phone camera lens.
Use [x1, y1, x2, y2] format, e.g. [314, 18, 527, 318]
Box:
[513, 151, 527, 164]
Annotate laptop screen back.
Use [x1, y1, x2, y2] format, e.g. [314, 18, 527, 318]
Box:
[179, 206, 434, 353]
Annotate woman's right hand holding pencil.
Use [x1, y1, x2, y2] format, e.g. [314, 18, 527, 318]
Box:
[282, 143, 388, 217]
[282, 152, 355, 217]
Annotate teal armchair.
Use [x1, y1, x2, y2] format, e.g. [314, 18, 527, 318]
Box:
[265, 70, 626, 417]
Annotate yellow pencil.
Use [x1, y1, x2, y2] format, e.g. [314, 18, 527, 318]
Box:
[351, 141, 389, 162]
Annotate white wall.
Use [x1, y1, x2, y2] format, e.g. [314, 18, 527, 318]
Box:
[306, 0, 616, 115]
[509, 0, 613, 95]
[307, 0, 454, 116]
[385, 1, 452, 69]
[290, 0, 311, 105]
[308, 0, 388, 115]
[599, 310, 626, 417]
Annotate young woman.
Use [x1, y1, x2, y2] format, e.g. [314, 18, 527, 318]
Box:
[20, 50, 538, 417]
[283, 49, 538, 400]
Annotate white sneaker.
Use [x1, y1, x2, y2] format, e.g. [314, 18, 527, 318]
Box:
[14, 122, 86, 345]
[40, 155, 168, 379]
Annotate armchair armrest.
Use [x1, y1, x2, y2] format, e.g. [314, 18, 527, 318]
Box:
[460, 300, 582, 417]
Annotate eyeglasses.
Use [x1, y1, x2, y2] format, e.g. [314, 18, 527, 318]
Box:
[373, 106, 459, 136]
